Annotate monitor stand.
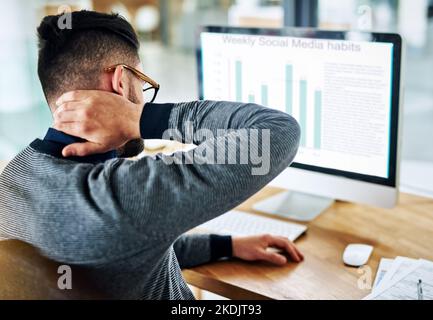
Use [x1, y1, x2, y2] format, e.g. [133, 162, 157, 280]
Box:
[252, 191, 334, 222]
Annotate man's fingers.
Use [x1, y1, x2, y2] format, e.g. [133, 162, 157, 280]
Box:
[55, 90, 95, 106]
[54, 109, 86, 124]
[53, 99, 90, 118]
[53, 103, 79, 121]
[55, 90, 121, 107]
[278, 236, 304, 261]
[260, 250, 287, 266]
[282, 241, 302, 262]
[62, 142, 106, 157]
[53, 122, 85, 138]
[266, 236, 302, 262]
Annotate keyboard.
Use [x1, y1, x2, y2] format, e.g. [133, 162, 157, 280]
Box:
[198, 210, 307, 242]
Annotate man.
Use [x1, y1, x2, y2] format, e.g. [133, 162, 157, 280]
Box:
[0, 11, 302, 299]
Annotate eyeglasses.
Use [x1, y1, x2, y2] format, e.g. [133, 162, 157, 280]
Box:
[104, 64, 160, 103]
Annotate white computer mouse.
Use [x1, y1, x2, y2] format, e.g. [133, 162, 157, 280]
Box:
[342, 244, 373, 267]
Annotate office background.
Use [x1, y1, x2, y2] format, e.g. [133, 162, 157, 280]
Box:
[0, 0, 433, 198]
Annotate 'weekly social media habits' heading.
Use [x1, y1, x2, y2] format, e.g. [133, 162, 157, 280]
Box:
[221, 34, 362, 52]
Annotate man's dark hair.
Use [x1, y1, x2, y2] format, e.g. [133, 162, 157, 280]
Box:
[37, 10, 140, 104]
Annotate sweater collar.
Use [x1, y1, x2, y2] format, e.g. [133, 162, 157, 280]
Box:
[30, 128, 117, 164]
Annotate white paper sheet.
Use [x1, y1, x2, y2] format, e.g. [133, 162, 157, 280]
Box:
[373, 258, 394, 290]
[365, 259, 433, 300]
[374, 256, 417, 292]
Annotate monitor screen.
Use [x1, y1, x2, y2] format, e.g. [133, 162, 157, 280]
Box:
[198, 27, 401, 187]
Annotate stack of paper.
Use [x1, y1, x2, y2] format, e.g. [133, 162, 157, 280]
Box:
[365, 257, 433, 300]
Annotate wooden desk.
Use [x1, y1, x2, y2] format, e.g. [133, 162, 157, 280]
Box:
[183, 187, 433, 300]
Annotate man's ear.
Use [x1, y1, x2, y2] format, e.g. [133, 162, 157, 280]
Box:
[111, 65, 126, 97]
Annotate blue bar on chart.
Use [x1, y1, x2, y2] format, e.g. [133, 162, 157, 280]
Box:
[314, 90, 322, 149]
[261, 85, 268, 106]
[235, 60, 242, 102]
[299, 79, 308, 147]
[248, 94, 255, 103]
[285, 65, 293, 115]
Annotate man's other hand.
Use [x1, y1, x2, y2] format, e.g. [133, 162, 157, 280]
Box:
[53, 90, 143, 157]
[232, 234, 304, 266]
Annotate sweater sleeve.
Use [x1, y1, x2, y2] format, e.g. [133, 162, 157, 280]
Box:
[173, 234, 232, 269]
[90, 100, 300, 247]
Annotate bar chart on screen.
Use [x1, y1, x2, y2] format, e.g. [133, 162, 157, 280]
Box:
[201, 32, 394, 178]
[207, 52, 326, 151]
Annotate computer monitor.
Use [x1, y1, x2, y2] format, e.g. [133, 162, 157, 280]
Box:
[197, 26, 403, 221]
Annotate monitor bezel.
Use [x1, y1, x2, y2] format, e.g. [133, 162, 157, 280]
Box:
[196, 26, 402, 188]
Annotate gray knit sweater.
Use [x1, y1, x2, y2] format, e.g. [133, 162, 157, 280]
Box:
[0, 100, 300, 299]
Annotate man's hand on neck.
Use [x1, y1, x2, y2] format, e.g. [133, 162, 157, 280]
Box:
[53, 90, 143, 157]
